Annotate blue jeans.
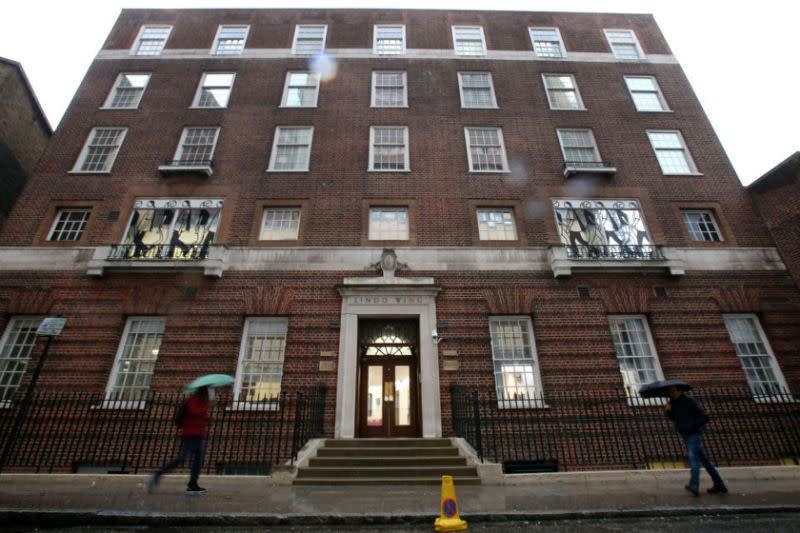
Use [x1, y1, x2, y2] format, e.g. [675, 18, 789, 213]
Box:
[155, 436, 205, 488]
[684, 433, 725, 489]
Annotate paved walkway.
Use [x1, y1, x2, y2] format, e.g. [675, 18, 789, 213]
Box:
[1, 467, 799, 526]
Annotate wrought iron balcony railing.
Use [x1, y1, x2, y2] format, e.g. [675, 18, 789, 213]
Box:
[107, 243, 211, 261]
[563, 244, 665, 261]
[562, 160, 617, 177]
[158, 159, 214, 176]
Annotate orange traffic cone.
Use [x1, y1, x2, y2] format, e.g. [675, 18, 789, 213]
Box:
[434, 475, 467, 531]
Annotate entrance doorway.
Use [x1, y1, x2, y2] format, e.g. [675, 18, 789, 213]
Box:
[357, 319, 420, 438]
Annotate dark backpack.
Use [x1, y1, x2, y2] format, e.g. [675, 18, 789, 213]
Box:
[173, 399, 189, 428]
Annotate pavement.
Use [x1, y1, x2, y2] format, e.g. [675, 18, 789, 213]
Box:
[1, 467, 799, 527]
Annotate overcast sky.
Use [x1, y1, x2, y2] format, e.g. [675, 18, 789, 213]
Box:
[3, 0, 798, 184]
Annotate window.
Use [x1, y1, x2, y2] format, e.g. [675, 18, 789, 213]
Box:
[172, 127, 220, 164]
[647, 130, 698, 175]
[682, 210, 723, 242]
[132, 25, 172, 56]
[604, 29, 644, 59]
[120, 198, 223, 259]
[552, 198, 654, 259]
[235, 318, 288, 403]
[465, 127, 508, 172]
[608, 316, 664, 400]
[557, 129, 602, 165]
[73, 127, 127, 173]
[260, 207, 301, 240]
[268, 127, 313, 171]
[0, 317, 43, 404]
[212, 25, 249, 55]
[292, 25, 327, 55]
[452, 26, 486, 56]
[625, 76, 668, 112]
[369, 126, 409, 171]
[458, 72, 497, 109]
[105, 317, 165, 403]
[477, 208, 517, 241]
[489, 317, 543, 406]
[529, 27, 566, 58]
[723, 315, 790, 398]
[374, 25, 406, 55]
[48, 208, 91, 241]
[543, 74, 584, 110]
[369, 207, 409, 240]
[281, 72, 320, 107]
[103, 73, 150, 109]
[192, 73, 235, 108]
[371, 71, 407, 108]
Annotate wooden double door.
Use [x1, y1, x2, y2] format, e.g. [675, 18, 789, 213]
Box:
[357, 319, 420, 438]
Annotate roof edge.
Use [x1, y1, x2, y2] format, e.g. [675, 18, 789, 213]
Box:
[748, 151, 800, 190]
[0, 56, 53, 136]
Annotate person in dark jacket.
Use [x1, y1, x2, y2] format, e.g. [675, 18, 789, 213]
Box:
[148, 386, 211, 494]
[665, 386, 727, 496]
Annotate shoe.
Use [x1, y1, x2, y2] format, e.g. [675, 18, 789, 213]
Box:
[146, 473, 158, 494]
[186, 485, 207, 494]
[707, 485, 728, 494]
[684, 484, 699, 496]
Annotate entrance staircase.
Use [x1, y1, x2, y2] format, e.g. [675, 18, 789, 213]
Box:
[293, 438, 481, 485]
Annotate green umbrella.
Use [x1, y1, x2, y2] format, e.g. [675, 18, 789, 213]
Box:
[184, 374, 235, 393]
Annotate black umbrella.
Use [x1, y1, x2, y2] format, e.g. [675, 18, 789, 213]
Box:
[639, 380, 692, 398]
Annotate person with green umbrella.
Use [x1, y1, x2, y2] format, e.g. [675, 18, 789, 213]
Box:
[147, 374, 233, 494]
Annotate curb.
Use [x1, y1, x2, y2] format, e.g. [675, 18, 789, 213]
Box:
[3, 505, 800, 527]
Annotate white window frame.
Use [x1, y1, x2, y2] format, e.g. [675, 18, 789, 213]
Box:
[608, 315, 666, 406]
[489, 316, 545, 409]
[260, 207, 302, 241]
[130, 25, 172, 56]
[71, 127, 128, 174]
[369, 126, 410, 172]
[102, 73, 151, 110]
[457, 72, 498, 109]
[267, 126, 314, 172]
[373, 24, 406, 55]
[233, 317, 289, 409]
[48, 207, 91, 242]
[529, 27, 566, 58]
[292, 24, 328, 55]
[477, 208, 518, 241]
[452, 26, 487, 56]
[624, 76, 669, 112]
[556, 128, 603, 165]
[368, 207, 410, 241]
[464, 127, 509, 173]
[647, 130, 699, 175]
[191, 72, 236, 109]
[604, 29, 645, 59]
[723, 314, 792, 401]
[280, 71, 321, 108]
[370, 71, 408, 108]
[103, 317, 166, 409]
[171, 127, 221, 164]
[542, 74, 585, 111]
[682, 209, 723, 242]
[211, 25, 250, 56]
[0, 316, 44, 407]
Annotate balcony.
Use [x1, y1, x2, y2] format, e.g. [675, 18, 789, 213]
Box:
[87, 244, 226, 278]
[549, 244, 686, 277]
[158, 159, 214, 176]
[562, 160, 617, 178]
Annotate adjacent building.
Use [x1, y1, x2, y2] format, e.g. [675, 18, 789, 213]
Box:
[0, 9, 797, 473]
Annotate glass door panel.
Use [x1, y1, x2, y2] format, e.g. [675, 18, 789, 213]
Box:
[395, 365, 411, 426]
[366, 365, 383, 427]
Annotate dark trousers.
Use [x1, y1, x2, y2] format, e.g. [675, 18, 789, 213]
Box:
[155, 436, 205, 488]
[684, 433, 726, 489]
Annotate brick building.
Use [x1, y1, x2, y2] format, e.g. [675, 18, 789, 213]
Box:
[0, 9, 797, 474]
[0, 57, 52, 230]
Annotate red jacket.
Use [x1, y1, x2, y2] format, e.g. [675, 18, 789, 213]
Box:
[181, 395, 210, 438]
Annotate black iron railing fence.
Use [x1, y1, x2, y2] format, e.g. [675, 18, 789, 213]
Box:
[562, 244, 665, 261]
[107, 243, 211, 261]
[0, 386, 326, 474]
[451, 386, 800, 472]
